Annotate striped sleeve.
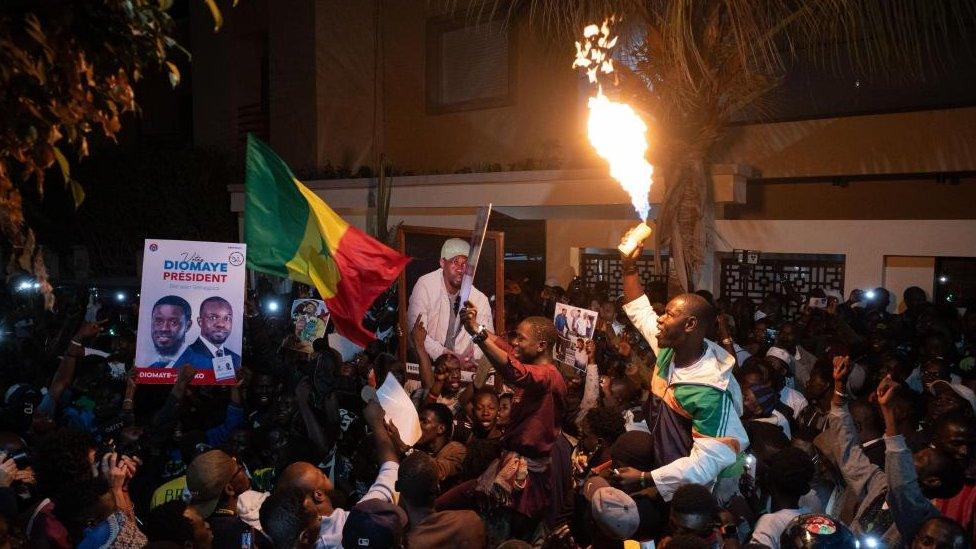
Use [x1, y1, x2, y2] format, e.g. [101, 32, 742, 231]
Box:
[650, 384, 746, 501]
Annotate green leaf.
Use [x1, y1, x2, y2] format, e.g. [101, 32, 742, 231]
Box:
[166, 61, 180, 87]
[203, 0, 223, 32]
[53, 146, 70, 185]
[159, 0, 175, 9]
[69, 179, 86, 209]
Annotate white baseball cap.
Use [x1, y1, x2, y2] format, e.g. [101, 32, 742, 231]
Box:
[767, 346, 793, 365]
[440, 238, 470, 260]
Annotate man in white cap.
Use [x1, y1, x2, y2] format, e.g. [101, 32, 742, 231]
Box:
[407, 238, 493, 362]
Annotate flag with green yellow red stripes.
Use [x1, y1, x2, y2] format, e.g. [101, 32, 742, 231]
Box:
[244, 134, 409, 346]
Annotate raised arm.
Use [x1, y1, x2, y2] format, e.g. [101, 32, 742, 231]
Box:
[47, 320, 106, 407]
[576, 342, 601, 424]
[716, 315, 737, 366]
[878, 377, 941, 543]
[814, 356, 882, 496]
[460, 301, 510, 370]
[363, 399, 398, 465]
[621, 235, 645, 305]
[294, 378, 333, 459]
[411, 316, 436, 390]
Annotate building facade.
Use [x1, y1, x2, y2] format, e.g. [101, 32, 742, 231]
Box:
[203, 1, 976, 311]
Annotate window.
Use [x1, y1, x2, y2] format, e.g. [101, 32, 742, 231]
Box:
[580, 249, 671, 303]
[426, 17, 517, 114]
[934, 257, 976, 308]
[720, 252, 846, 319]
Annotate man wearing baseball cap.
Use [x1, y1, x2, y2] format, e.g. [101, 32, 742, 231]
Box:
[581, 476, 641, 543]
[407, 237, 493, 362]
[186, 449, 267, 547]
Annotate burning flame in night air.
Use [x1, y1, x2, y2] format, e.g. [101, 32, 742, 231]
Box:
[574, 19, 654, 222]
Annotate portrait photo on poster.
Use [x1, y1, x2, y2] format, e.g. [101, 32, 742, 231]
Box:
[134, 239, 247, 385]
[285, 299, 331, 355]
[552, 303, 598, 373]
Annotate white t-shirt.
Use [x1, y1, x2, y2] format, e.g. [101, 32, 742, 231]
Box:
[750, 508, 805, 549]
[315, 461, 399, 548]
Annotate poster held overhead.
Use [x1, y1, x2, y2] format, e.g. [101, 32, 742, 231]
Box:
[134, 239, 247, 385]
[285, 299, 330, 354]
[552, 303, 599, 373]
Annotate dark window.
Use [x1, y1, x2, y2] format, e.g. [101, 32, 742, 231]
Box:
[934, 257, 976, 308]
[426, 17, 517, 114]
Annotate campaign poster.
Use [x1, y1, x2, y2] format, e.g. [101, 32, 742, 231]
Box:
[285, 299, 330, 354]
[135, 239, 247, 385]
[553, 303, 598, 373]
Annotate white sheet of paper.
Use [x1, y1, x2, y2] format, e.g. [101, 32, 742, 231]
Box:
[375, 373, 422, 446]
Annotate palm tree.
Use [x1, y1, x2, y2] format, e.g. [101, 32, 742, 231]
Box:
[461, 0, 976, 290]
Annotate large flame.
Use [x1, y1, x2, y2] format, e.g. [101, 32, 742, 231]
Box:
[574, 19, 653, 222]
[586, 91, 653, 221]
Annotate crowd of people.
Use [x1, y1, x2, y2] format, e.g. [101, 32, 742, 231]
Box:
[0, 233, 973, 549]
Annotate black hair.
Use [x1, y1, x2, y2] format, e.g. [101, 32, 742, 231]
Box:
[423, 402, 455, 440]
[144, 500, 195, 544]
[736, 357, 769, 385]
[671, 483, 720, 519]
[200, 295, 232, 314]
[674, 293, 716, 330]
[32, 428, 96, 499]
[922, 447, 966, 500]
[260, 487, 314, 549]
[152, 294, 192, 323]
[522, 316, 559, 353]
[583, 406, 625, 445]
[694, 290, 715, 307]
[764, 447, 815, 499]
[665, 535, 712, 549]
[51, 476, 111, 539]
[744, 421, 791, 458]
[398, 451, 439, 506]
[472, 388, 499, 405]
[847, 399, 883, 438]
[904, 286, 926, 301]
[433, 353, 460, 370]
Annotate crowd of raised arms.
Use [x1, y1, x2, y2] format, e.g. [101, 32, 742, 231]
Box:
[0, 241, 972, 549]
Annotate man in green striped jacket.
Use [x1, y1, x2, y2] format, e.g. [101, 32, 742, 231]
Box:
[612, 232, 749, 502]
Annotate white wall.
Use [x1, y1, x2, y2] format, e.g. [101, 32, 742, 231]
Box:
[545, 219, 976, 298]
[883, 256, 936, 313]
[711, 220, 976, 296]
